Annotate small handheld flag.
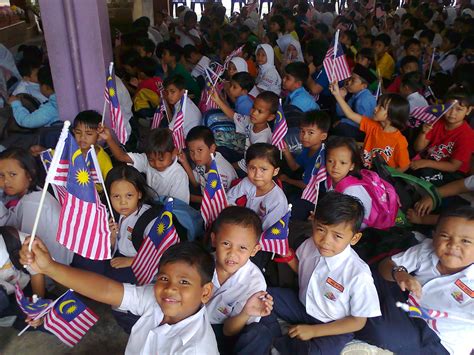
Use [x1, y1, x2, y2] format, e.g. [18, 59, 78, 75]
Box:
[200, 66, 222, 112]
[172, 92, 187, 151]
[260, 205, 292, 256]
[152, 83, 166, 129]
[408, 102, 455, 128]
[43, 290, 98, 347]
[396, 301, 474, 324]
[39, 149, 67, 204]
[301, 144, 327, 205]
[104, 62, 127, 145]
[132, 198, 180, 285]
[201, 156, 228, 229]
[14, 283, 52, 318]
[271, 102, 288, 151]
[323, 30, 351, 83]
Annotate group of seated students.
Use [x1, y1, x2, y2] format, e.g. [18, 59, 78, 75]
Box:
[1, 0, 474, 354]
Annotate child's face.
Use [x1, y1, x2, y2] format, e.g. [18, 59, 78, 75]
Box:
[401, 62, 419, 75]
[360, 37, 373, 49]
[228, 81, 246, 99]
[29, 68, 39, 83]
[247, 157, 279, 191]
[406, 44, 421, 59]
[326, 146, 355, 184]
[228, 62, 238, 78]
[282, 73, 302, 92]
[312, 220, 362, 257]
[187, 139, 215, 167]
[340, 33, 350, 46]
[110, 179, 142, 217]
[299, 125, 327, 149]
[73, 122, 99, 152]
[345, 73, 367, 94]
[286, 45, 298, 60]
[373, 102, 389, 123]
[165, 84, 185, 106]
[444, 101, 472, 127]
[154, 261, 212, 324]
[186, 53, 200, 66]
[256, 48, 267, 66]
[419, 37, 431, 50]
[373, 41, 387, 56]
[212, 223, 261, 276]
[147, 151, 176, 172]
[162, 50, 174, 65]
[356, 55, 370, 68]
[0, 158, 31, 197]
[433, 216, 474, 275]
[250, 98, 275, 125]
[269, 21, 281, 33]
[39, 83, 53, 97]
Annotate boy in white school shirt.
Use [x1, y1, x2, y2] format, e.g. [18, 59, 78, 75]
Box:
[245, 192, 381, 354]
[358, 206, 474, 355]
[100, 127, 190, 204]
[20, 240, 219, 355]
[206, 206, 274, 354]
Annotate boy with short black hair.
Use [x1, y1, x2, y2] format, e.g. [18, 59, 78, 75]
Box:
[388, 55, 420, 93]
[245, 192, 381, 354]
[13, 59, 47, 103]
[283, 62, 319, 112]
[228, 72, 255, 116]
[183, 44, 211, 81]
[20, 240, 220, 354]
[400, 71, 428, 109]
[374, 33, 395, 82]
[134, 37, 156, 58]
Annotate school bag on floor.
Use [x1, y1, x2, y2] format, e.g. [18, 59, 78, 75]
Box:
[203, 109, 245, 154]
[335, 169, 399, 230]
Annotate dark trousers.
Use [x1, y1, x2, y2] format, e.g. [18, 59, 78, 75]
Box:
[409, 167, 465, 187]
[331, 122, 366, 142]
[72, 253, 136, 284]
[241, 287, 353, 355]
[356, 272, 449, 355]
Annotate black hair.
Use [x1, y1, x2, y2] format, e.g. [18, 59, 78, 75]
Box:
[444, 29, 462, 48]
[162, 41, 183, 62]
[305, 39, 329, 67]
[375, 33, 391, 47]
[378, 94, 410, 130]
[400, 29, 415, 39]
[400, 55, 419, 70]
[445, 83, 474, 107]
[419, 29, 435, 42]
[183, 44, 199, 59]
[37, 65, 54, 90]
[438, 206, 474, 224]
[315, 23, 329, 35]
[285, 62, 309, 83]
[159, 241, 215, 285]
[357, 47, 375, 69]
[231, 72, 255, 92]
[245, 143, 280, 168]
[314, 191, 365, 233]
[120, 49, 141, 67]
[401, 71, 423, 92]
[184, 10, 198, 24]
[239, 25, 251, 34]
[222, 33, 238, 49]
[186, 126, 216, 147]
[0, 148, 38, 192]
[403, 38, 421, 51]
[300, 110, 331, 133]
[135, 57, 158, 78]
[132, 16, 151, 30]
[17, 59, 41, 78]
[163, 74, 186, 90]
[145, 128, 176, 156]
[325, 136, 363, 177]
[265, 32, 278, 47]
[73, 110, 102, 130]
[343, 30, 357, 46]
[18, 45, 43, 67]
[212, 206, 262, 242]
[135, 37, 156, 54]
[255, 91, 279, 114]
[269, 14, 286, 32]
[297, 0, 309, 14]
[105, 165, 155, 208]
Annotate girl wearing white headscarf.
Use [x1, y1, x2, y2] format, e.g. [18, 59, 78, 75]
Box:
[228, 57, 248, 77]
[281, 38, 304, 71]
[250, 44, 281, 97]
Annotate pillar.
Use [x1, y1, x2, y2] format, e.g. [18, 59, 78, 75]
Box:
[133, 0, 155, 24]
[38, 0, 112, 121]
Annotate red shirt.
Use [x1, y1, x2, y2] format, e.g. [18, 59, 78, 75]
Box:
[424, 120, 474, 173]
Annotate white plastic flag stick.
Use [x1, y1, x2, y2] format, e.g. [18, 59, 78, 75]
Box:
[89, 145, 115, 223]
[427, 49, 436, 81]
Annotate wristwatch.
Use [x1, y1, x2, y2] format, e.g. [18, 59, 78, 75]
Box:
[391, 265, 408, 281]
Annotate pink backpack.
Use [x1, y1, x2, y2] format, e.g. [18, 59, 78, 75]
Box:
[335, 169, 399, 230]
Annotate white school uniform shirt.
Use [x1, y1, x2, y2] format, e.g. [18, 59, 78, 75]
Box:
[253, 44, 281, 96]
[193, 152, 237, 193]
[296, 239, 381, 323]
[227, 177, 288, 231]
[0, 190, 74, 266]
[119, 284, 219, 355]
[207, 259, 267, 324]
[407, 91, 428, 111]
[191, 55, 211, 79]
[233, 112, 272, 152]
[169, 96, 202, 136]
[175, 28, 200, 47]
[391, 239, 474, 355]
[128, 154, 190, 204]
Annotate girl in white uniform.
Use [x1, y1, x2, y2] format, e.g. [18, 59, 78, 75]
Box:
[250, 44, 282, 97]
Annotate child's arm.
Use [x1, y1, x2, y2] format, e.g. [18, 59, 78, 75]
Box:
[288, 316, 367, 341]
[30, 274, 45, 298]
[410, 158, 462, 173]
[190, 194, 203, 204]
[98, 125, 133, 164]
[177, 153, 199, 188]
[378, 257, 422, 298]
[20, 237, 124, 307]
[282, 145, 300, 171]
[279, 174, 307, 190]
[223, 291, 273, 336]
[110, 256, 134, 269]
[413, 124, 433, 152]
[329, 82, 363, 124]
[415, 178, 469, 216]
[211, 91, 236, 119]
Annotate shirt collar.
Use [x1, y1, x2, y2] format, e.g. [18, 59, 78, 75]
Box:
[323, 245, 352, 271]
[212, 258, 251, 289]
[289, 86, 304, 100]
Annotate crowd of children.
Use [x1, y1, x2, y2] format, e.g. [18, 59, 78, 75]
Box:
[1, 0, 474, 354]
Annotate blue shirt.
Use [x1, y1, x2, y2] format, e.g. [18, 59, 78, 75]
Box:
[337, 89, 376, 127]
[287, 87, 319, 112]
[11, 93, 59, 128]
[311, 68, 331, 97]
[235, 94, 253, 116]
[296, 146, 322, 184]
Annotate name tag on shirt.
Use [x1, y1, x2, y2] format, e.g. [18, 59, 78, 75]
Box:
[326, 277, 344, 293]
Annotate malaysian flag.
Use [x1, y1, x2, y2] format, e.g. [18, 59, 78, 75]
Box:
[301, 144, 327, 205]
[50, 133, 111, 260]
[271, 104, 288, 150]
[199, 67, 221, 112]
[132, 198, 180, 285]
[105, 62, 127, 145]
[201, 158, 228, 229]
[44, 290, 98, 347]
[409, 102, 455, 128]
[223, 45, 244, 69]
[152, 84, 166, 129]
[323, 30, 351, 83]
[40, 149, 67, 204]
[260, 207, 291, 255]
[172, 92, 187, 151]
[14, 283, 52, 318]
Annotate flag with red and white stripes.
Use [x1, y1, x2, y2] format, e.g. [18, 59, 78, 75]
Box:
[104, 62, 127, 145]
[43, 290, 98, 347]
[152, 84, 166, 129]
[260, 207, 291, 255]
[323, 31, 351, 83]
[198, 66, 222, 112]
[301, 144, 327, 205]
[408, 102, 455, 128]
[201, 158, 228, 229]
[172, 93, 186, 151]
[14, 283, 52, 318]
[271, 104, 288, 150]
[40, 149, 67, 204]
[223, 45, 244, 68]
[132, 199, 180, 285]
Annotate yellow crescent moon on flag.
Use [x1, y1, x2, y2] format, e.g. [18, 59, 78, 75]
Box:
[59, 299, 76, 314]
[277, 111, 282, 122]
[72, 149, 82, 165]
[278, 219, 286, 228]
[162, 211, 173, 228]
[209, 169, 218, 175]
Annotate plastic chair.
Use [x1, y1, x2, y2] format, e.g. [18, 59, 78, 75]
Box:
[259, 0, 272, 15]
[231, 0, 247, 14]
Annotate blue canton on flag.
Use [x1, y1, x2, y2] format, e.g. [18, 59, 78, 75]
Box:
[271, 104, 288, 151]
[201, 158, 228, 229]
[14, 283, 52, 318]
[260, 208, 291, 255]
[409, 102, 455, 127]
[301, 144, 327, 205]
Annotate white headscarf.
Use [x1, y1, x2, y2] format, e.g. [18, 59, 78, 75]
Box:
[284, 38, 304, 63]
[256, 43, 275, 77]
[230, 57, 248, 73]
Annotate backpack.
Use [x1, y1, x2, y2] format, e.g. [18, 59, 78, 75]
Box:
[335, 169, 399, 230]
[203, 109, 246, 154]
